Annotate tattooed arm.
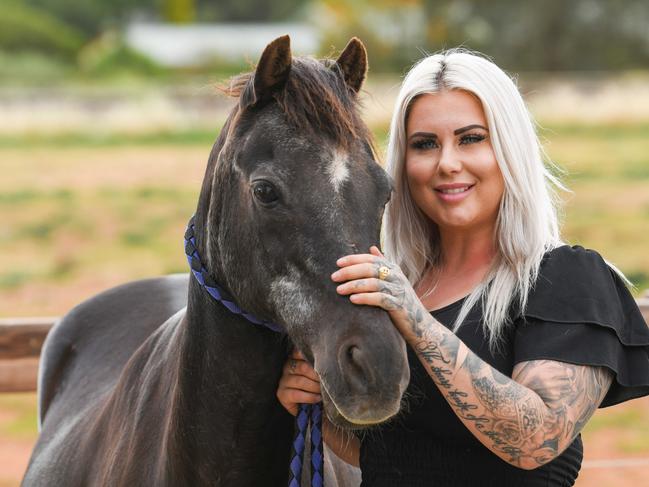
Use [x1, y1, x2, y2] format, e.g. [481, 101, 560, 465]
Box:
[333, 248, 614, 469]
[409, 320, 613, 468]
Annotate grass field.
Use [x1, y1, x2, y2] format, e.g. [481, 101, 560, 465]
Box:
[0, 119, 648, 486]
[0, 122, 648, 317]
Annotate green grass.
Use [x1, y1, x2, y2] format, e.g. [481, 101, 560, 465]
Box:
[540, 127, 649, 182]
[0, 271, 32, 290]
[0, 393, 38, 440]
[584, 403, 649, 453]
[585, 408, 645, 432]
[0, 129, 221, 148]
[0, 122, 647, 316]
[0, 186, 197, 294]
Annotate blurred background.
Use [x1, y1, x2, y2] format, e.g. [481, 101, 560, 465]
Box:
[1, 0, 648, 485]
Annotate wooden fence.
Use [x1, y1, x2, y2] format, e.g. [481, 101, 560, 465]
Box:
[2, 294, 649, 393]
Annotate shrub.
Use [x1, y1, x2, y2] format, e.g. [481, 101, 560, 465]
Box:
[0, 2, 85, 59]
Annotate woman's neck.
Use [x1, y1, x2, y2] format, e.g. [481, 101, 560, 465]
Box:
[417, 223, 497, 310]
[439, 223, 497, 275]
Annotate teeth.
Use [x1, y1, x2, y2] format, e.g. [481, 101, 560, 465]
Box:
[439, 186, 470, 194]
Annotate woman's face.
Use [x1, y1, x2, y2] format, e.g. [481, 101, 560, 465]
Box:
[405, 90, 505, 235]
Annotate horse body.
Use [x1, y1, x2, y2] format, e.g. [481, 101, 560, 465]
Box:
[27, 274, 294, 486]
[24, 36, 408, 486]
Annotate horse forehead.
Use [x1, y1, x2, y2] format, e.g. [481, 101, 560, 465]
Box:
[326, 148, 350, 192]
[245, 113, 312, 149]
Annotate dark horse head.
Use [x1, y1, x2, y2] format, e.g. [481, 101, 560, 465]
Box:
[191, 36, 409, 428]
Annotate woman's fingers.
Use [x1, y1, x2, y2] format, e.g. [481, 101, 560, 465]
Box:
[336, 246, 384, 266]
[336, 278, 388, 295]
[277, 360, 323, 416]
[277, 387, 323, 415]
[336, 253, 378, 267]
[332, 262, 388, 283]
[369, 245, 384, 258]
[291, 349, 305, 360]
[279, 374, 322, 394]
[349, 291, 399, 311]
[276, 385, 322, 416]
[284, 358, 320, 382]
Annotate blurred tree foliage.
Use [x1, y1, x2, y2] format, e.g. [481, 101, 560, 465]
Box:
[420, 0, 649, 71]
[194, 0, 307, 22]
[0, 1, 85, 59]
[77, 31, 166, 76]
[316, 0, 423, 73]
[19, 0, 306, 35]
[22, 0, 148, 37]
[320, 0, 649, 71]
[163, 0, 195, 23]
[3, 0, 649, 72]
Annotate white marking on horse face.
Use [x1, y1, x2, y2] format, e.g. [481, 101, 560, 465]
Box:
[327, 149, 350, 192]
[269, 271, 317, 326]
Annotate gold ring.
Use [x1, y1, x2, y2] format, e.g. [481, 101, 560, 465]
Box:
[378, 266, 390, 280]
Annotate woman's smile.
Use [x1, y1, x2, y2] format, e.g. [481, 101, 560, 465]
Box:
[434, 182, 476, 202]
[405, 89, 505, 233]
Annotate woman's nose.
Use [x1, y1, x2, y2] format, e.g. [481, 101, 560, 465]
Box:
[437, 145, 462, 174]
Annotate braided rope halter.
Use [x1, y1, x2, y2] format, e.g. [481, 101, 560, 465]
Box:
[184, 216, 324, 487]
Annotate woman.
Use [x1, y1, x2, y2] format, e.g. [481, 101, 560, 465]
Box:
[277, 49, 649, 486]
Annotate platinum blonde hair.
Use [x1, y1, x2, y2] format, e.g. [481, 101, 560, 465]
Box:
[383, 49, 564, 349]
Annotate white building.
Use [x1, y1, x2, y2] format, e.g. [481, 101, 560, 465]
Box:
[125, 22, 320, 67]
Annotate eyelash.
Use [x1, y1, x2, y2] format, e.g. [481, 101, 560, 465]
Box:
[410, 133, 486, 150]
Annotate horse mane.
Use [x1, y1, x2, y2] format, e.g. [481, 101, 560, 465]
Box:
[221, 57, 374, 151]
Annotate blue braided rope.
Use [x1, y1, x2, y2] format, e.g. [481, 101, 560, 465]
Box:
[184, 217, 283, 332]
[310, 403, 324, 487]
[184, 216, 324, 486]
[288, 404, 310, 487]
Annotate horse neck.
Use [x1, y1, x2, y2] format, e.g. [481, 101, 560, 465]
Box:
[164, 280, 293, 484]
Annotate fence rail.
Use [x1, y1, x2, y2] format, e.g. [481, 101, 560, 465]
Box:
[2, 294, 649, 393]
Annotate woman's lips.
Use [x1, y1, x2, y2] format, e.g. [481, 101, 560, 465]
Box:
[434, 183, 475, 202]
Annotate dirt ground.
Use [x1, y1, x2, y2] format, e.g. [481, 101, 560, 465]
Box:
[2, 395, 648, 487]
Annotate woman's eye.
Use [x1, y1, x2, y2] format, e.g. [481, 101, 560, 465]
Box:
[410, 138, 438, 150]
[252, 181, 279, 205]
[459, 133, 486, 145]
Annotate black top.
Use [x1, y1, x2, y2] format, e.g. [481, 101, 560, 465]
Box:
[359, 245, 649, 487]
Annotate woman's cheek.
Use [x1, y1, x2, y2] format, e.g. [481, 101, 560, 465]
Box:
[406, 156, 434, 187]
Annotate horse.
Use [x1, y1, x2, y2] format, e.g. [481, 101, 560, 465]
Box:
[22, 36, 409, 487]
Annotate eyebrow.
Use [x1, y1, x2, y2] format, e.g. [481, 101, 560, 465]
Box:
[454, 124, 488, 135]
[408, 124, 489, 141]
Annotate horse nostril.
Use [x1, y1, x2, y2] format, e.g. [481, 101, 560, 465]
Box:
[347, 345, 358, 361]
[340, 342, 374, 394]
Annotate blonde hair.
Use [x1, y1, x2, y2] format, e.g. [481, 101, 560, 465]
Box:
[383, 49, 564, 349]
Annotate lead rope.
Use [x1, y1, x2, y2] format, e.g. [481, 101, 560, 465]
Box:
[288, 403, 324, 487]
[184, 216, 324, 487]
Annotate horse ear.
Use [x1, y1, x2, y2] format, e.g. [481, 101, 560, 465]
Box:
[242, 35, 292, 108]
[335, 37, 368, 93]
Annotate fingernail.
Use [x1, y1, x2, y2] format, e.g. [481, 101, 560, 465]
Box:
[331, 271, 339, 280]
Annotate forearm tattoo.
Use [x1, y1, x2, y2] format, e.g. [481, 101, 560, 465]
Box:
[410, 322, 613, 469]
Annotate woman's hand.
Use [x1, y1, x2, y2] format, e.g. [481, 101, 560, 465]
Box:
[277, 350, 361, 466]
[332, 246, 432, 339]
[276, 349, 322, 416]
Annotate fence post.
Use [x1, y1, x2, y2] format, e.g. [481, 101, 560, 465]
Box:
[0, 318, 57, 392]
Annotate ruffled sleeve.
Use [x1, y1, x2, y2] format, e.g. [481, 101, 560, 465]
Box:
[513, 245, 649, 407]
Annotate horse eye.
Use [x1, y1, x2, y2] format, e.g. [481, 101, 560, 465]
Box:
[252, 181, 279, 205]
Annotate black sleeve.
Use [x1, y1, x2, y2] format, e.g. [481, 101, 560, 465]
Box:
[513, 245, 649, 407]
